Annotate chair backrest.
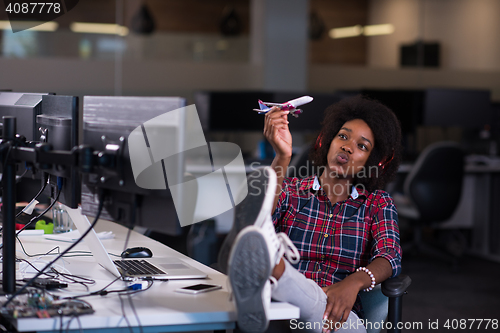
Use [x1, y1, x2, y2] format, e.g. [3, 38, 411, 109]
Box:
[359, 285, 388, 333]
[403, 141, 464, 223]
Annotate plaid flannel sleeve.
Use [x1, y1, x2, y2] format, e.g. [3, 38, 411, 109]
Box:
[272, 177, 294, 227]
[369, 191, 403, 277]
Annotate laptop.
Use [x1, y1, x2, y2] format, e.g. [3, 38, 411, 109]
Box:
[66, 207, 208, 280]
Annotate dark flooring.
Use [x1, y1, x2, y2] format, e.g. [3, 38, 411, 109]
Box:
[393, 252, 500, 332]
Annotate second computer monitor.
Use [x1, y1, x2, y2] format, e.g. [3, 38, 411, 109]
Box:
[81, 96, 189, 235]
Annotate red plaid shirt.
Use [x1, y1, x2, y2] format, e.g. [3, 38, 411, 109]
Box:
[272, 175, 402, 317]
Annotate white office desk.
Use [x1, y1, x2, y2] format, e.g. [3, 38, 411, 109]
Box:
[10, 220, 299, 333]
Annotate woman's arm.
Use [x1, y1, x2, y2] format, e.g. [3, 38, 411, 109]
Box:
[321, 257, 392, 329]
[263, 107, 292, 209]
[322, 193, 402, 329]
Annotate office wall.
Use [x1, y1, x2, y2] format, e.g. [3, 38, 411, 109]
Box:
[309, 66, 500, 101]
[0, 57, 263, 101]
[2, 0, 500, 101]
[367, 0, 500, 71]
[308, 0, 368, 65]
[3, 56, 500, 102]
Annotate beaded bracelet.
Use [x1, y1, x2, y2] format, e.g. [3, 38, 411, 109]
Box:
[356, 266, 376, 292]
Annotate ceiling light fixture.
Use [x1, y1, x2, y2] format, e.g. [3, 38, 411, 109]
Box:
[329, 23, 394, 39]
[363, 24, 394, 36]
[70, 22, 129, 36]
[329, 25, 363, 39]
[0, 20, 58, 32]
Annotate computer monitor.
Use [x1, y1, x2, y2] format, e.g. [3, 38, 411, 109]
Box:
[355, 89, 426, 160]
[195, 91, 274, 132]
[424, 88, 492, 129]
[36, 95, 80, 208]
[0, 92, 55, 203]
[194, 90, 345, 133]
[81, 96, 190, 235]
[0, 92, 51, 141]
[359, 89, 425, 136]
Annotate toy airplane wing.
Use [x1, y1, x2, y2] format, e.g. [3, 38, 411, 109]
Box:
[252, 100, 274, 114]
[252, 96, 313, 118]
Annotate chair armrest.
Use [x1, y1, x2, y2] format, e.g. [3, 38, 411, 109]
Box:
[381, 274, 411, 298]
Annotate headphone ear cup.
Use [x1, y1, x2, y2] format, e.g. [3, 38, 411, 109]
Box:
[378, 150, 395, 173]
[314, 133, 323, 150]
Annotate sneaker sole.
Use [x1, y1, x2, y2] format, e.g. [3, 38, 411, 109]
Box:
[229, 229, 271, 333]
[218, 167, 277, 274]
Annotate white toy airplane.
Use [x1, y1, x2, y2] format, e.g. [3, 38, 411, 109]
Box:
[253, 95, 313, 118]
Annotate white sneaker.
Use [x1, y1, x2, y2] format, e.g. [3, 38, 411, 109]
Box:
[218, 167, 278, 274]
[228, 225, 300, 333]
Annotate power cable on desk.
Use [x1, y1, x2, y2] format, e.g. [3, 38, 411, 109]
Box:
[51, 268, 96, 292]
[15, 172, 49, 219]
[112, 194, 145, 333]
[15, 236, 93, 259]
[13, 260, 96, 292]
[0, 139, 31, 196]
[2, 188, 106, 309]
[0, 175, 62, 252]
[119, 293, 134, 333]
[116, 279, 154, 333]
[15, 258, 58, 280]
[15, 175, 61, 234]
[64, 276, 153, 299]
[74, 314, 84, 333]
[0, 170, 48, 234]
[123, 280, 149, 333]
[62, 313, 83, 333]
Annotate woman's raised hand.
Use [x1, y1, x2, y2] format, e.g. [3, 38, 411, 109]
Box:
[263, 107, 292, 160]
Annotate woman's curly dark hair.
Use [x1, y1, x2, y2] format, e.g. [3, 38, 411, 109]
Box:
[309, 95, 402, 192]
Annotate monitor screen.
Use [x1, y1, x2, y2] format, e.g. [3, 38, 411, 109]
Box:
[359, 89, 425, 136]
[81, 96, 190, 235]
[195, 91, 274, 132]
[424, 88, 492, 129]
[0, 92, 51, 141]
[194, 90, 345, 133]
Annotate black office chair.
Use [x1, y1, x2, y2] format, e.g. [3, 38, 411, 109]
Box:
[362, 275, 412, 333]
[394, 141, 465, 264]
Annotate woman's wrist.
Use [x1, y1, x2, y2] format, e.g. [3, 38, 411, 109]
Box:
[355, 267, 376, 292]
[343, 270, 371, 292]
[272, 154, 291, 171]
[272, 155, 291, 179]
[274, 153, 292, 164]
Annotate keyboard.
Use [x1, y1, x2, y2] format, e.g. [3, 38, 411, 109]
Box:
[113, 259, 166, 276]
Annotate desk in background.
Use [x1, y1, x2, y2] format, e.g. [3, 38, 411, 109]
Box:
[393, 162, 500, 263]
[9, 220, 299, 333]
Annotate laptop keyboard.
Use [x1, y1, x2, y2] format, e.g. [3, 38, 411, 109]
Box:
[113, 259, 166, 276]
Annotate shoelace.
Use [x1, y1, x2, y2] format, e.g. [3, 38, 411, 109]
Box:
[269, 275, 279, 292]
[276, 232, 300, 264]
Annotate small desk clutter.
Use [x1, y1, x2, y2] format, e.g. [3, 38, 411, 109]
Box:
[1, 220, 298, 332]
